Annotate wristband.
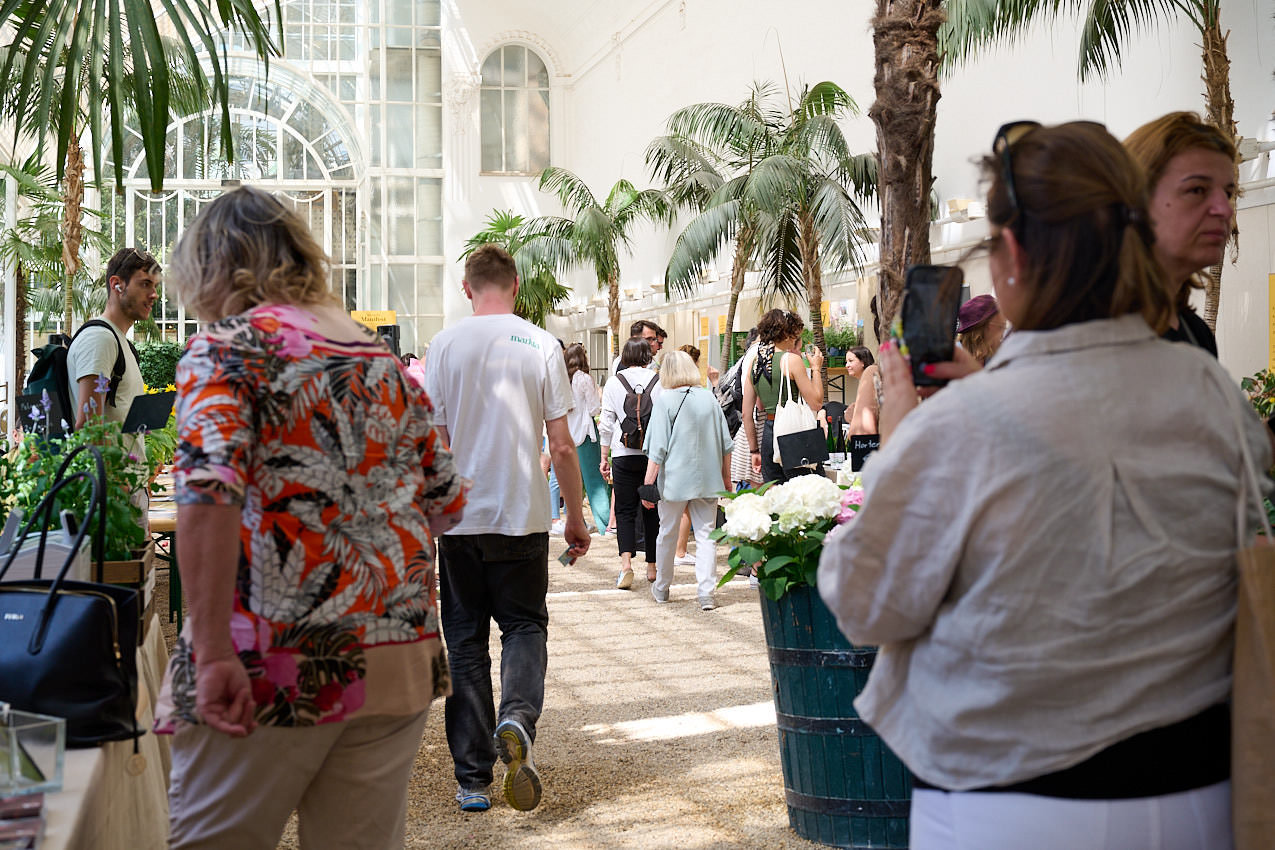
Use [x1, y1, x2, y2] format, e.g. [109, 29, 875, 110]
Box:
[750, 448, 760, 454]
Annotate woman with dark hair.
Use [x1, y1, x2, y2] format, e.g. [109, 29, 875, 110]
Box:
[157, 186, 466, 848]
[819, 122, 1269, 848]
[599, 337, 663, 588]
[740, 308, 824, 483]
[845, 345, 877, 433]
[563, 343, 610, 536]
[1124, 112, 1236, 357]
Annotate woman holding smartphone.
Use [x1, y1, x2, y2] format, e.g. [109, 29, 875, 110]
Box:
[740, 309, 823, 484]
[818, 121, 1268, 849]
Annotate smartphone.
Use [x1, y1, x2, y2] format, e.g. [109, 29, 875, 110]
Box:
[900, 264, 964, 386]
[557, 549, 578, 567]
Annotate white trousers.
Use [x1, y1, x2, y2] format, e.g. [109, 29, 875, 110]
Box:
[910, 781, 1232, 850]
[168, 709, 429, 850]
[654, 498, 718, 598]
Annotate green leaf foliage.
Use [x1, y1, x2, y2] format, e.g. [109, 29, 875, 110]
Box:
[137, 340, 184, 388]
[0, 0, 281, 191]
[460, 209, 571, 327]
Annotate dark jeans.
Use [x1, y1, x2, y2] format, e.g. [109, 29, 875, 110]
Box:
[760, 419, 823, 484]
[439, 533, 549, 790]
[612, 454, 659, 564]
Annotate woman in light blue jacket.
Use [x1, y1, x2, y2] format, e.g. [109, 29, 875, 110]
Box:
[641, 350, 733, 610]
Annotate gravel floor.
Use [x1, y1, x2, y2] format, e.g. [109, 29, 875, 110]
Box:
[158, 529, 828, 850]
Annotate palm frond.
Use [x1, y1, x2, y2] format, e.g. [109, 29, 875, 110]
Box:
[666, 100, 773, 162]
[1076, 0, 1191, 81]
[807, 177, 870, 276]
[664, 199, 744, 296]
[938, 0, 1050, 75]
[538, 166, 599, 217]
[742, 155, 807, 215]
[754, 210, 805, 300]
[797, 81, 858, 121]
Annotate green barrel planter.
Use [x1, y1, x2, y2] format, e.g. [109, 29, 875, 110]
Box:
[760, 584, 911, 848]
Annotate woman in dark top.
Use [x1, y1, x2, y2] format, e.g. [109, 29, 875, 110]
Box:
[740, 308, 823, 483]
[1125, 112, 1236, 357]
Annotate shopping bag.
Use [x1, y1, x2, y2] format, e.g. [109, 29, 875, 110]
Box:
[1234, 538, 1275, 848]
[771, 351, 824, 469]
[1226, 379, 1275, 849]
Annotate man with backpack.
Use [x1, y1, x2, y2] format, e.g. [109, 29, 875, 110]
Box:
[66, 247, 160, 442]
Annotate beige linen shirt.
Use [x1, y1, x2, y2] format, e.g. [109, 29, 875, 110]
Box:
[817, 314, 1271, 791]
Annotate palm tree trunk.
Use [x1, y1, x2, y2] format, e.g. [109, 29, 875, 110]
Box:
[60, 137, 85, 333]
[607, 273, 621, 356]
[720, 225, 756, 365]
[869, 0, 944, 332]
[799, 219, 828, 395]
[14, 265, 27, 391]
[1201, 12, 1235, 333]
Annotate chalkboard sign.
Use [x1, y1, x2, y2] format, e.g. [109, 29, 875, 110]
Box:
[850, 434, 880, 471]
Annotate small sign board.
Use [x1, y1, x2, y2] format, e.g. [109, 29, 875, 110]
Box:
[351, 310, 396, 331]
[849, 434, 880, 471]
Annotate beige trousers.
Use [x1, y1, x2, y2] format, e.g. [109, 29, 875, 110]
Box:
[168, 709, 429, 850]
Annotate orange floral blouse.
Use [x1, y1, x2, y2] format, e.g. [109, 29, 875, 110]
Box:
[155, 304, 464, 730]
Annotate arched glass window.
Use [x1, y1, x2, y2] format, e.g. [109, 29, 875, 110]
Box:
[480, 45, 550, 174]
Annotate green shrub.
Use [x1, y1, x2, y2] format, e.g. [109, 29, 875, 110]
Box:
[137, 341, 183, 389]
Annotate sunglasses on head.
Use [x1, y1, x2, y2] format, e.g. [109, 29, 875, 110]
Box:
[992, 121, 1042, 222]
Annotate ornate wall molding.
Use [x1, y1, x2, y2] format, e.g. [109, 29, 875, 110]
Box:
[445, 72, 480, 137]
[473, 30, 565, 79]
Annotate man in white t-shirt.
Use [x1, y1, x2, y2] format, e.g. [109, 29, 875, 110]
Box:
[66, 247, 159, 461]
[425, 244, 589, 815]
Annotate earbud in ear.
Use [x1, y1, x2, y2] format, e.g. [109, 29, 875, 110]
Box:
[114, 285, 123, 292]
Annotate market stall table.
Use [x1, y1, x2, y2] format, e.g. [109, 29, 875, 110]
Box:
[39, 613, 171, 850]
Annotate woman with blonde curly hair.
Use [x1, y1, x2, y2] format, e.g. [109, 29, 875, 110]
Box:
[158, 186, 466, 849]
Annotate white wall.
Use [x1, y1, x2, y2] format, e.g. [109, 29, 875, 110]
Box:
[445, 0, 1275, 378]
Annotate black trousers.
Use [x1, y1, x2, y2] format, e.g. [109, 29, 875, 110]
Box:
[611, 454, 659, 563]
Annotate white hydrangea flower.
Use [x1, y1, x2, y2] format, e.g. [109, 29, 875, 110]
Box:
[766, 475, 843, 533]
[723, 502, 773, 541]
[724, 492, 767, 519]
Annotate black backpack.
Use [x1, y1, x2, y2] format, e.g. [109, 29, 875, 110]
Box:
[714, 358, 745, 438]
[615, 373, 653, 449]
[24, 320, 134, 432]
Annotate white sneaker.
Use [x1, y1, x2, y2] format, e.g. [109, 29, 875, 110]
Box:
[548, 519, 566, 536]
[674, 555, 696, 566]
[749, 575, 760, 589]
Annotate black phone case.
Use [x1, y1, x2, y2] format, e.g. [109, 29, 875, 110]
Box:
[901, 265, 964, 386]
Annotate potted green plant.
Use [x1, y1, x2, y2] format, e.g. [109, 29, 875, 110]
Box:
[2, 387, 151, 564]
[1242, 369, 1275, 527]
[713, 475, 910, 848]
[823, 318, 860, 362]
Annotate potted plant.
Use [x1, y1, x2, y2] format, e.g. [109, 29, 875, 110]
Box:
[1242, 369, 1275, 527]
[823, 318, 860, 362]
[713, 475, 911, 849]
[2, 386, 153, 566]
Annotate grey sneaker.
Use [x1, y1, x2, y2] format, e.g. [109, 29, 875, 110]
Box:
[698, 595, 717, 611]
[494, 719, 542, 811]
[650, 583, 669, 604]
[455, 785, 491, 812]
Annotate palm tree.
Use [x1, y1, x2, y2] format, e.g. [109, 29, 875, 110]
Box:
[646, 82, 775, 366]
[939, 0, 1238, 329]
[460, 209, 572, 327]
[870, 0, 946, 333]
[518, 169, 675, 355]
[651, 82, 875, 391]
[0, 155, 113, 382]
[0, 0, 279, 195]
[0, 35, 210, 332]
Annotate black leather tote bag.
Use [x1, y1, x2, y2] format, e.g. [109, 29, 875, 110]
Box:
[0, 447, 140, 747]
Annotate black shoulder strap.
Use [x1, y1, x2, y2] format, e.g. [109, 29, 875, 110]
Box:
[72, 319, 127, 407]
[616, 373, 635, 394]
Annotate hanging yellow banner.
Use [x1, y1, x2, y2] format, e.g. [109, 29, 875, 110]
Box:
[821, 301, 831, 327]
[700, 316, 709, 337]
[718, 315, 727, 334]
